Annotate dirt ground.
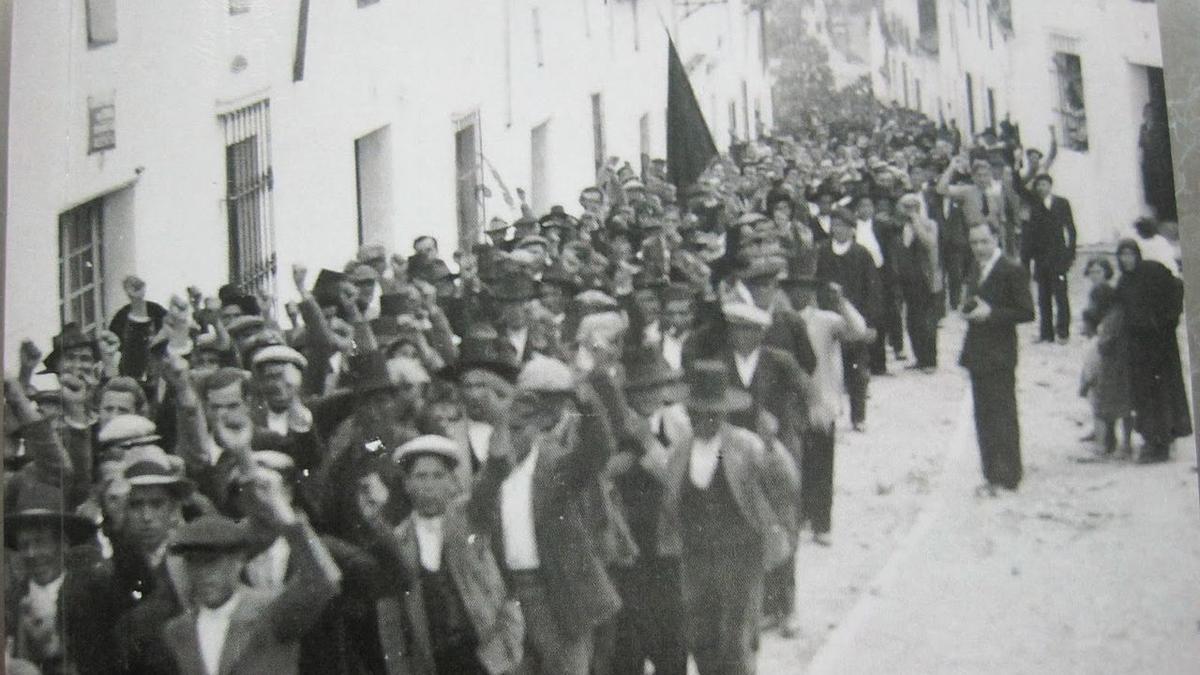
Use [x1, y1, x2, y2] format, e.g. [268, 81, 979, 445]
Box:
[754, 254, 1200, 674]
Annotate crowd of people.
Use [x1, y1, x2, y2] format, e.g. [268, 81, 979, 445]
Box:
[3, 88, 1192, 674]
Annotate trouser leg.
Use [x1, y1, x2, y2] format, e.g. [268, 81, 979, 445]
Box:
[970, 370, 1023, 490]
[802, 426, 836, 533]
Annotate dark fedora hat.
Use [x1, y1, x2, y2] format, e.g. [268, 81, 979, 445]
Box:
[312, 268, 350, 308]
[169, 514, 252, 556]
[490, 273, 540, 303]
[684, 360, 751, 413]
[4, 484, 98, 549]
[40, 323, 100, 374]
[348, 350, 400, 396]
[438, 328, 519, 383]
[623, 347, 684, 392]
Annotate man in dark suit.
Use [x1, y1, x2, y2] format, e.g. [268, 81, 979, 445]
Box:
[960, 222, 1035, 495]
[1015, 173, 1077, 343]
[467, 358, 620, 674]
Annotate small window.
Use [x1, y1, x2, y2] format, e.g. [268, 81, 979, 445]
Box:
[357, 0, 380, 7]
[533, 8, 544, 67]
[591, 93, 606, 176]
[632, 0, 641, 52]
[59, 199, 106, 334]
[86, 0, 118, 47]
[229, 0, 251, 14]
[1053, 52, 1089, 151]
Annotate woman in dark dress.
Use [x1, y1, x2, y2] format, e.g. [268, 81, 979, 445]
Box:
[1114, 239, 1192, 462]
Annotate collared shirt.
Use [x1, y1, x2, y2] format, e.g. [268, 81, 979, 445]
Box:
[816, 214, 832, 235]
[642, 320, 663, 347]
[266, 409, 290, 436]
[466, 420, 494, 467]
[197, 591, 242, 675]
[855, 219, 884, 268]
[831, 239, 853, 256]
[411, 515, 445, 572]
[507, 327, 529, 360]
[732, 349, 761, 388]
[661, 330, 686, 371]
[978, 247, 1003, 284]
[500, 445, 541, 570]
[246, 536, 290, 593]
[1043, 195, 1053, 211]
[689, 434, 722, 489]
[26, 574, 65, 625]
[146, 542, 169, 570]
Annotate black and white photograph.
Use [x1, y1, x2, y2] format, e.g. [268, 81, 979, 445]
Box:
[2, 0, 1198, 673]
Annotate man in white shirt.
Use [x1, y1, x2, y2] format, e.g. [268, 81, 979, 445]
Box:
[467, 358, 621, 674]
[162, 468, 341, 675]
[659, 284, 696, 372]
[782, 265, 872, 549]
[375, 435, 523, 675]
[658, 360, 798, 674]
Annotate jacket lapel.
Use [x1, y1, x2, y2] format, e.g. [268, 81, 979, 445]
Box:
[218, 592, 268, 675]
[163, 614, 207, 675]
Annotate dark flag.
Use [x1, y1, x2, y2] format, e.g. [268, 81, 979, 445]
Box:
[667, 38, 718, 191]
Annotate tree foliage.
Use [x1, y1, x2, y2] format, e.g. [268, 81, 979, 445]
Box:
[767, 0, 837, 136]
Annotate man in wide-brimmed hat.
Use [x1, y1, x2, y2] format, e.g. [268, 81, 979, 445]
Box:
[439, 327, 518, 478]
[600, 347, 690, 675]
[655, 360, 798, 675]
[5, 484, 117, 674]
[467, 357, 620, 674]
[160, 464, 341, 675]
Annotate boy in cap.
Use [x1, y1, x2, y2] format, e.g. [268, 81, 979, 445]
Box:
[366, 435, 524, 674]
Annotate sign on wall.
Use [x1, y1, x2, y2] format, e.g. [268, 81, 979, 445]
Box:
[88, 97, 116, 154]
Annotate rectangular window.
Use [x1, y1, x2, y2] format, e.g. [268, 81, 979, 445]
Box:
[582, 0, 591, 37]
[1053, 51, 1088, 151]
[86, 0, 118, 47]
[530, 121, 551, 215]
[902, 63, 910, 108]
[728, 100, 738, 141]
[965, 73, 976, 134]
[355, 126, 394, 247]
[533, 8, 544, 67]
[591, 93, 606, 177]
[639, 113, 651, 175]
[229, 0, 251, 14]
[455, 116, 482, 251]
[59, 199, 105, 334]
[987, 87, 997, 131]
[987, 8, 994, 49]
[632, 0, 641, 52]
[87, 97, 116, 154]
[916, 79, 923, 111]
[357, 0, 380, 7]
[220, 100, 276, 296]
[741, 80, 750, 139]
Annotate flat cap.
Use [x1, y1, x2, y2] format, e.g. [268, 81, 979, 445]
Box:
[391, 435, 461, 468]
[225, 315, 266, 338]
[517, 356, 575, 394]
[169, 514, 251, 555]
[97, 414, 160, 449]
[722, 302, 772, 328]
[251, 345, 308, 370]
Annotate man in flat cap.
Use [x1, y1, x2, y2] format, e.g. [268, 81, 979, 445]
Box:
[161, 463, 341, 675]
[467, 358, 620, 674]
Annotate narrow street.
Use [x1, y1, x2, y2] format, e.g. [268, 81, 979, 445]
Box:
[758, 255, 1200, 674]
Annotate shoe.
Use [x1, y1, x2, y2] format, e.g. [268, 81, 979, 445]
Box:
[812, 532, 832, 547]
[919, 366, 937, 374]
[894, 352, 909, 361]
[1136, 452, 1170, 464]
[1056, 336, 1069, 345]
[852, 422, 866, 433]
[1034, 337, 1054, 344]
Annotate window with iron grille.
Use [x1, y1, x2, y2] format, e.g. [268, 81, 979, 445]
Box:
[1052, 51, 1088, 151]
[220, 100, 276, 298]
[59, 199, 106, 335]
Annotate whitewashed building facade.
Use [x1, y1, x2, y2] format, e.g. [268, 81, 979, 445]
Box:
[4, 0, 772, 361]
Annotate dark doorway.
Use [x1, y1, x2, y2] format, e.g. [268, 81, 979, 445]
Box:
[1142, 66, 1177, 222]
